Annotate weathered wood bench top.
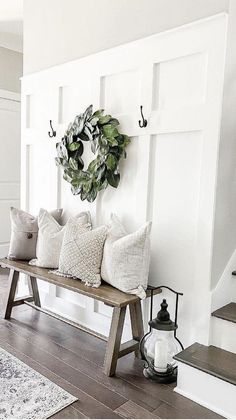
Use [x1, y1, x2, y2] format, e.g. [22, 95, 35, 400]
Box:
[0, 258, 160, 307]
[0, 257, 161, 377]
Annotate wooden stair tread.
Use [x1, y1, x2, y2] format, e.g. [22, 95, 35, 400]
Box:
[0, 258, 161, 308]
[212, 302, 236, 324]
[174, 342, 236, 386]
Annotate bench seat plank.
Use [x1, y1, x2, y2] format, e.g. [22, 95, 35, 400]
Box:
[0, 258, 160, 308]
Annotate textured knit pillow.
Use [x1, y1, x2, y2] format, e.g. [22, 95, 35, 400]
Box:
[8, 207, 63, 261]
[29, 209, 91, 269]
[101, 214, 152, 298]
[56, 220, 107, 287]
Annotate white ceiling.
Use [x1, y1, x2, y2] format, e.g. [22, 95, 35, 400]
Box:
[0, 0, 23, 52]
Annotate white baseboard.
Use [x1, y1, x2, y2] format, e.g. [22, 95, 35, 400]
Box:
[175, 362, 236, 418]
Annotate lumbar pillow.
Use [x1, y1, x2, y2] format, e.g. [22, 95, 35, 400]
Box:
[29, 209, 91, 269]
[101, 214, 152, 298]
[8, 207, 63, 261]
[55, 220, 107, 287]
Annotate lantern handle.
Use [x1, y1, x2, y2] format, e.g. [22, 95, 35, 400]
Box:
[147, 285, 184, 350]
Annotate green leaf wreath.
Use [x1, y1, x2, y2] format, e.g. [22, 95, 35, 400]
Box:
[55, 105, 131, 202]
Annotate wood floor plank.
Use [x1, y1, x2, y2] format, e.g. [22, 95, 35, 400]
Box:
[50, 403, 87, 419]
[9, 306, 106, 363]
[115, 401, 160, 419]
[3, 319, 162, 412]
[59, 335, 105, 366]
[0, 340, 122, 419]
[7, 306, 77, 342]
[153, 400, 223, 419]
[0, 325, 126, 411]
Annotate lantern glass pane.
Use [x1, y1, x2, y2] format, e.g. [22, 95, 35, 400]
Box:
[142, 329, 181, 373]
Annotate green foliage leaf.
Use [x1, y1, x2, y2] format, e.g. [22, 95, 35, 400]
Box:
[87, 188, 97, 203]
[74, 115, 84, 134]
[122, 134, 131, 147]
[93, 109, 104, 118]
[63, 171, 73, 183]
[109, 118, 119, 126]
[84, 105, 93, 121]
[107, 138, 118, 147]
[57, 143, 68, 160]
[84, 126, 93, 141]
[89, 117, 99, 126]
[80, 189, 88, 201]
[69, 157, 78, 170]
[78, 132, 90, 142]
[76, 156, 84, 170]
[68, 142, 81, 152]
[106, 154, 117, 171]
[97, 164, 106, 181]
[55, 157, 63, 166]
[88, 159, 98, 173]
[99, 115, 111, 125]
[107, 171, 120, 188]
[102, 124, 119, 139]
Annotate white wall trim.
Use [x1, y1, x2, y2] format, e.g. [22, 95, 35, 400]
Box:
[0, 89, 20, 102]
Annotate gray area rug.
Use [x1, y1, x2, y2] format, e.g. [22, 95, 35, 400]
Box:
[0, 347, 78, 419]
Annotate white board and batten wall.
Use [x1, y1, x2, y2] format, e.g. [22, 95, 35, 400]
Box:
[0, 90, 20, 258]
[21, 14, 227, 345]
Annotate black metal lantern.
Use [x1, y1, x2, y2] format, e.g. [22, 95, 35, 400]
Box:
[140, 286, 184, 383]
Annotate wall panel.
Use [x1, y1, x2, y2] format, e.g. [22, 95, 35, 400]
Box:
[21, 15, 227, 345]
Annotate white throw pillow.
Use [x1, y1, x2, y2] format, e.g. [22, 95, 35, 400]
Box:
[55, 220, 107, 287]
[8, 207, 63, 261]
[101, 214, 152, 298]
[29, 209, 91, 269]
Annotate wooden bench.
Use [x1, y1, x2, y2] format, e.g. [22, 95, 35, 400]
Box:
[0, 258, 161, 376]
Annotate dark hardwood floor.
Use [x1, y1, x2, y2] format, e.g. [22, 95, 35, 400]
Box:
[0, 269, 222, 419]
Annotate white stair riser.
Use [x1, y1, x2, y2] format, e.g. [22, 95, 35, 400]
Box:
[210, 316, 236, 353]
[175, 362, 236, 418]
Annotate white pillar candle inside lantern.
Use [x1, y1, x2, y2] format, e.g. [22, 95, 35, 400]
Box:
[154, 339, 168, 372]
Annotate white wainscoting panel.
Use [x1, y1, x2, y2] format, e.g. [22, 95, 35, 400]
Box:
[21, 14, 227, 344]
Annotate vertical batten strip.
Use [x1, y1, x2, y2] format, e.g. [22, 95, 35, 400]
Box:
[58, 86, 63, 124]
[26, 95, 31, 128]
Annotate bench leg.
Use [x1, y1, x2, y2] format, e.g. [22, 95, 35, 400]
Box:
[129, 300, 144, 358]
[104, 306, 126, 377]
[4, 269, 19, 319]
[29, 276, 41, 307]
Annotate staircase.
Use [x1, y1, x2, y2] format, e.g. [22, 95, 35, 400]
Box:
[174, 271, 236, 418]
[174, 343, 236, 418]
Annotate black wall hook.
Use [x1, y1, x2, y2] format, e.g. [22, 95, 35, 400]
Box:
[139, 105, 147, 128]
[48, 120, 56, 138]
